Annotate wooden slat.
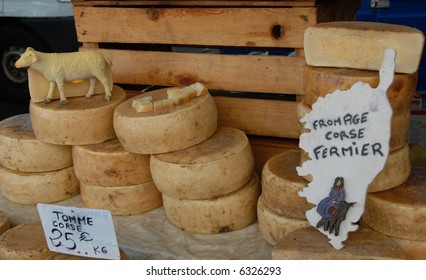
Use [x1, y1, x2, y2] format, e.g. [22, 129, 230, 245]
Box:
[214, 96, 300, 138]
[88, 48, 305, 95]
[74, 6, 316, 48]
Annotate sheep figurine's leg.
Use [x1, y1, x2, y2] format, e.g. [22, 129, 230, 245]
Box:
[85, 77, 96, 99]
[56, 80, 67, 106]
[44, 81, 56, 103]
[96, 75, 112, 102]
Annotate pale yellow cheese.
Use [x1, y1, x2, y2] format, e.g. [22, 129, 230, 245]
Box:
[272, 226, 406, 260]
[0, 221, 55, 260]
[72, 138, 152, 187]
[80, 181, 162, 216]
[363, 167, 426, 241]
[132, 95, 154, 113]
[257, 196, 309, 246]
[29, 85, 126, 145]
[150, 127, 254, 200]
[162, 173, 260, 234]
[0, 211, 10, 237]
[0, 165, 79, 205]
[114, 88, 217, 154]
[261, 150, 313, 220]
[0, 114, 72, 172]
[304, 21, 425, 74]
[391, 237, 426, 260]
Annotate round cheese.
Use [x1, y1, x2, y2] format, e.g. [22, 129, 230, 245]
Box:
[80, 181, 162, 216]
[0, 211, 10, 236]
[114, 88, 217, 154]
[257, 196, 309, 246]
[0, 165, 79, 205]
[363, 167, 426, 241]
[261, 150, 313, 220]
[151, 127, 254, 200]
[0, 221, 55, 260]
[0, 114, 72, 172]
[303, 66, 417, 110]
[391, 237, 426, 260]
[297, 101, 411, 152]
[162, 173, 260, 234]
[29, 85, 126, 145]
[272, 226, 406, 260]
[73, 138, 152, 187]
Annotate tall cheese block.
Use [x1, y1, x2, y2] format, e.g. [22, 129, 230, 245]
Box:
[0, 114, 72, 172]
[0, 165, 79, 204]
[257, 196, 309, 246]
[151, 127, 254, 200]
[80, 181, 162, 216]
[30, 85, 126, 145]
[73, 138, 152, 187]
[363, 167, 426, 241]
[0, 221, 55, 260]
[114, 88, 217, 154]
[162, 173, 260, 234]
[261, 150, 313, 220]
[304, 21, 425, 74]
[272, 226, 406, 260]
[0, 211, 10, 236]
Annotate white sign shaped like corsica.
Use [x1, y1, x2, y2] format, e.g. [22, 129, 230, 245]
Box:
[297, 49, 395, 249]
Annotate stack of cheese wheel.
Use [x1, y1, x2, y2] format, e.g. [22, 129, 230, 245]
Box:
[72, 138, 162, 215]
[150, 127, 259, 233]
[0, 114, 79, 204]
[258, 150, 311, 245]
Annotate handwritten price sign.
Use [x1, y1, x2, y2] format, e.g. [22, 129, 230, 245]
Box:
[37, 204, 120, 260]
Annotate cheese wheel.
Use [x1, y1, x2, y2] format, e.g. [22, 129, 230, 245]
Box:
[304, 21, 425, 74]
[73, 138, 152, 187]
[391, 237, 426, 260]
[0, 165, 79, 205]
[29, 85, 126, 145]
[80, 181, 162, 216]
[0, 221, 55, 260]
[151, 127, 254, 199]
[272, 226, 406, 260]
[0, 114, 72, 172]
[114, 88, 217, 154]
[46, 248, 128, 260]
[303, 66, 417, 110]
[0, 211, 10, 236]
[261, 150, 313, 219]
[257, 196, 309, 246]
[297, 101, 411, 152]
[363, 167, 426, 241]
[162, 173, 260, 234]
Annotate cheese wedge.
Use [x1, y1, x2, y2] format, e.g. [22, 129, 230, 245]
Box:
[0, 165, 79, 205]
[363, 167, 426, 241]
[257, 196, 309, 246]
[0, 211, 10, 237]
[0, 114, 72, 172]
[261, 150, 313, 220]
[162, 173, 260, 234]
[80, 181, 162, 216]
[0, 221, 55, 260]
[30, 85, 126, 145]
[272, 226, 406, 260]
[304, 21, 425, 74]
[72, 138, 152, 187]
[151, 127, 254, 200]
[114, 88, 217, 154]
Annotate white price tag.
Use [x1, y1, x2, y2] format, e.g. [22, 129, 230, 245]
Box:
[37, 204, 120, 260]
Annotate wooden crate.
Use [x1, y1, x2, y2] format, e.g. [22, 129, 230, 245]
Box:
[71, 0, 359, 140]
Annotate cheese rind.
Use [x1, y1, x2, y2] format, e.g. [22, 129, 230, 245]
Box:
[257, 196, 310, 246]
[151, 127, 254, 199]
[114, 88, 217, 154]
[30, 85, 126, 145]
[262, 150, 313, 219]
[304, 21, 425, 74]
[162, 173, 260, 234]
[0, 211, 10, 236]
[80, 181, 162, 216]
[0, 221, 55, 260]
[0, 165, 79, 205]
[0, 114, 72, 172]
[391, 237, 426, 260]
[72, 138, 152, 187]
[363, 167, 426, 241]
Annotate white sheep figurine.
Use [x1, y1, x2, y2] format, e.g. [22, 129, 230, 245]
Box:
[15, 47, 112, 106]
